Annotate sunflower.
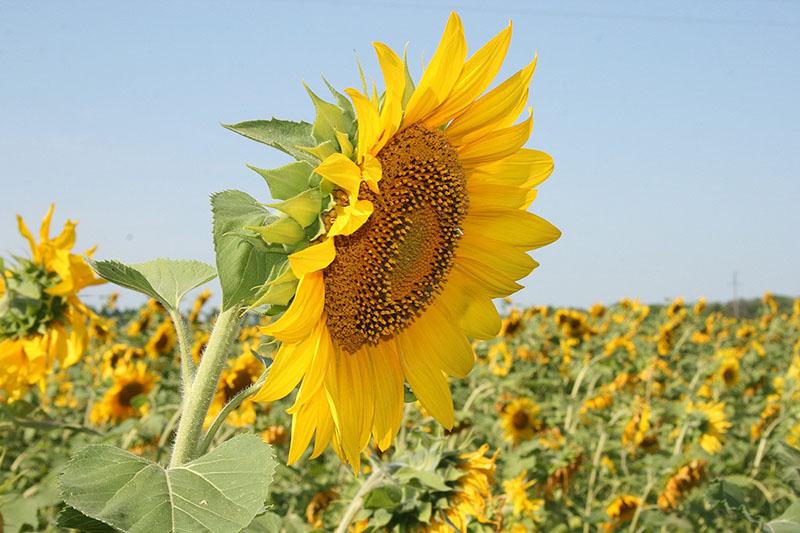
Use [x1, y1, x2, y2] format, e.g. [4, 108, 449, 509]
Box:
[204, 349, 265, 428]
[501, 398, 541, 444]
[502, 470, 543, 520]
[718, 357, 740, 387]
[144, 320, 176, 358]
[90, 361, 158, 425]
[499, 309, 524, 337]
[603, 494, 641, 531]
[247, 12, 559, 468]
[687, 400, 731, 454]
[188, 288, 212, 323]
[0, 205, 103, 402]
[657, 460, 707, 511]
[428, 444, 497, 532]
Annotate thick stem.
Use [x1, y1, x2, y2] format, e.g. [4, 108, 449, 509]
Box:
[169, 307, 241, 467]
[335, 470, 385, 533]
[169, 310, 196, 389]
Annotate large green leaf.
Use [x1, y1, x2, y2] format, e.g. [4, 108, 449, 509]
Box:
[211, 190, 285, 311]
[59, 434, 276, 533]
[57, 507, 117, 532]
[767, 500, 800, 533]
[89, 259, 216, 312]
[223, 118, 317, 164]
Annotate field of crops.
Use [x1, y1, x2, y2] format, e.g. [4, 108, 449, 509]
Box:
[3, 276, 800, 531]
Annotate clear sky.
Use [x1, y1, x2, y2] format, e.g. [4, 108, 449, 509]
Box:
[1, 1, 798, 309]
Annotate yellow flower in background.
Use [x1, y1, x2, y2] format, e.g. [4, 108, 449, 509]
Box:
[261, 425, 288, 445]
[205, 349, 265, 428]
[500, 309, 524, 337]
[693, 298, 707, 315]
[603, 494, 641, 531]
[145, 320, 176, 358]
[604, 336, 636, 359]
[657, 460, 707, 511]
[622, 398, 652, 452]
[191, 330, 210, 363]
[305, 489, 338, 529]
[503, 470, 543, 519]
[101, 343, 147, 379]
[0, 205, 103, 402]
[188, 288, 212, 322]
[429, 444, 497, 532]
[488, 341, 513, 376]
[90, 361, 157, 425]
[501, 398, 541, 444]
[253, 12, 560, 469]
[687, 400, 731, 454]
[718, 357, 740, 387]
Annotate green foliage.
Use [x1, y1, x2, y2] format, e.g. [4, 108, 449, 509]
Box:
[247, 161, 315, 201]
[210, 190, 285, 311]
[90, 259, 216, 312]
[223, 118, 317, 164]
[59, 434, 276, 533]
[0, 258, 67, 340]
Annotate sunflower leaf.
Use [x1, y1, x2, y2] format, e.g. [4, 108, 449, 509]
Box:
[56, 507, 117, 532]
[211, 190, 285, 311]
[59, 434, 276, 533]
[223, 118, 317, 164]
[89, 259, 216, 312]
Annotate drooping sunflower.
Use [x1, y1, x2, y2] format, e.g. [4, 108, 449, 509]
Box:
[603, 495, 641, 531]
[239, 12, 560, 468]
[0, 205, 103, 402]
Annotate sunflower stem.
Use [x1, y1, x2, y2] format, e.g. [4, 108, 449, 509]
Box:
[169, 306, 241, 467]
[335, 469, 384, 533]
[169, 310, 196, 389]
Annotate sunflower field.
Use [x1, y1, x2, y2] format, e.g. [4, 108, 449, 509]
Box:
[3, 10, 800, 533]
[2, 212, 800, 532]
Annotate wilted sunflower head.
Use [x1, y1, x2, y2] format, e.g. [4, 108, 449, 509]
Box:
[231, 12, 560, 469]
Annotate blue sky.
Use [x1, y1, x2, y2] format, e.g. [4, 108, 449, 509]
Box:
[1, 1, 798, 309]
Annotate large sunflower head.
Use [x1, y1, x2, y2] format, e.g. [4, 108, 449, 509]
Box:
[230, 12, 560, 469]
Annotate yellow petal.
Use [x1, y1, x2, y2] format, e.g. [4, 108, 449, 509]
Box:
[288, 239, 336, 277]
[458, 232, 539, 280]
[289, 322, 334, 412]
[447, 59, 536, 145]
[260, 271, 325, 344]
[368, 341, 405, 450]
[458, 112, 533, 168]
[16, 215, 37, 258]
[454, 258, 523, 298]
[314, 153, 362, 194]
[288, 387, 333, 464]
[325, 349, 375, 470]
[466, 182, 531, 211]
[469, 148, 553, 189]
[361, 154, 382, 193]
[345, 88, 381, 162]
[402, 301, 474, 378]
[403, 12, 467, 127]
[438, 270, 501, 340]
[462, 208, 561, 250]
[328, 199, 374, 237]
[422, 22, 512, 128]
[39, 204, 55, 243]
[252, 329, 317, 403]
[373, 42, 406, 152]
[397, 329, 455, 428]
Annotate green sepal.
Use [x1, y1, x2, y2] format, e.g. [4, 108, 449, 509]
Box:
[298, 140, 338, 161]
[248, 161, 314, 201]
[246, 216, 305, 245]
[304, 83, 352, 146]
[248, 278, 299, 309]
[223, 118, 317, 164]
[269, 187, 323, 228]
[323, 76, 356, 125]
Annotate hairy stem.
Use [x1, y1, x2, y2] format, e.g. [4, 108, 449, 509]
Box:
[335, 469, 385, 533]
[169, 307, 241, 467]
[169, 310, 196, 389]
